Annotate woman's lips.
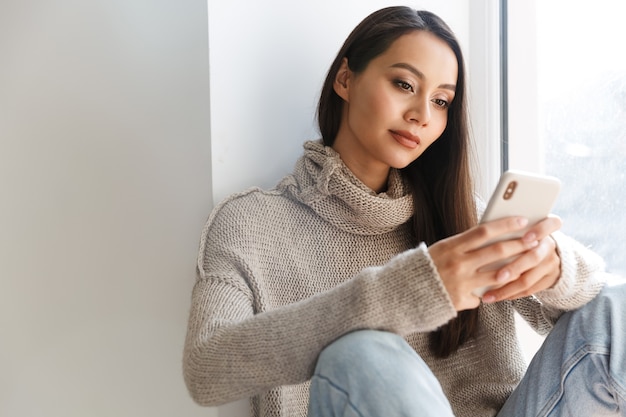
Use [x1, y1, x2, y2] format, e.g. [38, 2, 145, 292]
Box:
[390, 130, 421, 149]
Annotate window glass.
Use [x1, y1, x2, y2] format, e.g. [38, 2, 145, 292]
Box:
[536, 1, 626, 275]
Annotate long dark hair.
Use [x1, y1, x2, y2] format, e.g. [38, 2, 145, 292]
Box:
[317, 6, 478, 358]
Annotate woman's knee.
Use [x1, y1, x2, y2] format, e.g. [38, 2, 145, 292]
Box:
[560, 279, 626, 345]
[580, 279, 626, 317]
[313, 329, 438, 389]
[310, 330, 454, 416]
[315, 330, 409, 372]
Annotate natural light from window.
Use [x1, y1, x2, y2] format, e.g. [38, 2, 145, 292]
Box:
[536, 0, 626, 275]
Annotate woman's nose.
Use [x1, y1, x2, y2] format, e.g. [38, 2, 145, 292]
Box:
[405, 97, 431, 126]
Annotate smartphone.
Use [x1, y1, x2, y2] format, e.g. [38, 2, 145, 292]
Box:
[473, 170, 561, 297]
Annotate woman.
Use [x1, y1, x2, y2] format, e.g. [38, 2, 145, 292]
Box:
[184, 7, 625, 417]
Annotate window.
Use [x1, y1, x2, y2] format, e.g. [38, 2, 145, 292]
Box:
[507, 0, 626, 275]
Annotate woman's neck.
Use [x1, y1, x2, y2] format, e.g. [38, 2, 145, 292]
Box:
[331, 144, 390, 194]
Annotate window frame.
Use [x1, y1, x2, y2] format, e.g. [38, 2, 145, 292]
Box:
[467, 0, 504, 198]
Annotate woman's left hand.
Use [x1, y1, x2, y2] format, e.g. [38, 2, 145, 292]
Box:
[481, 216, 562, 303]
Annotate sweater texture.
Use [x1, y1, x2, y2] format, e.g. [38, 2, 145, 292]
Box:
[183, 140, 606, 417]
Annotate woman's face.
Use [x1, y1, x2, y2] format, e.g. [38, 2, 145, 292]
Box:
[332, 30, 458, 192]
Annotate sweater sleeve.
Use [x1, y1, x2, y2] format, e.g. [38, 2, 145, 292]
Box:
[183, 201, 457, 406]
[513, 231, 607, 332]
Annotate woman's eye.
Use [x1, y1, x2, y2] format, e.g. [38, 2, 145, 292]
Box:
[395, 80, 414, 92]
[432, 98, 450, 109]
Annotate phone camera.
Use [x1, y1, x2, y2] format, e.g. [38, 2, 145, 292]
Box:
[503, 181, 517, 200]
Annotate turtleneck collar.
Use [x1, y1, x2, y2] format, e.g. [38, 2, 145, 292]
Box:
[277, 140, 414, 235]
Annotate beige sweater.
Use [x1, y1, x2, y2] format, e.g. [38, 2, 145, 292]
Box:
[183, 140, 606, 417]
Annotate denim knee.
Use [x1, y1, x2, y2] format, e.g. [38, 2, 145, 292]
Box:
[309, 330, 455, 417]
[314, 330, 409, 375]
[571, 280, 626, 334]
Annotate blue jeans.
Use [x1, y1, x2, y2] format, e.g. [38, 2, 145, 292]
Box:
[307, 281, 626, 417]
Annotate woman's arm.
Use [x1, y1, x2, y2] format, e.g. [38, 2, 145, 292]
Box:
[182, 201, 457, 406]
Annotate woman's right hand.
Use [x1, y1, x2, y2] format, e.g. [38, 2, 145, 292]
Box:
[428, 217, 539, 311]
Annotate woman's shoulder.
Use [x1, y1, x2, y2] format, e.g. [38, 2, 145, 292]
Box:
[202, 185, 303, 238]
[209, 186, 278, 220]
[217, 186, 282, 208]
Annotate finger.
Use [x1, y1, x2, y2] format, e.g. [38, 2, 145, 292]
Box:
[521, 215, 562, 243]
[486, 267, 547, 301]
[492, 236, 553, 283]
[459, 216, 530, 251]
[497, 268, 558, 301]
[478, 261, 543, 302]
[471, 236, 539, 273]
[483, 239, 560, 301]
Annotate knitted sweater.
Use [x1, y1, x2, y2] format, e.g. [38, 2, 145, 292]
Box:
[183, 140, 606, 417]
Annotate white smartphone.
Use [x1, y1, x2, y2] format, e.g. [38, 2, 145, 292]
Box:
[473, 170, 561, 297]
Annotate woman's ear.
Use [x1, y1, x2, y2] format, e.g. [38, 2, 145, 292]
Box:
[333, 57, 351, 102]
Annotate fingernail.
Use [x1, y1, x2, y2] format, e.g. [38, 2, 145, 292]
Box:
[482, 295, 496, 303]
[517, 218, 529, 227]
[497, 270, 510, 282]
[526, 239, 539, 248]
[523, 232, 537, 243]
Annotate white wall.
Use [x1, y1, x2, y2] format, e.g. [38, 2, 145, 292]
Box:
[0, 1, 212, 416]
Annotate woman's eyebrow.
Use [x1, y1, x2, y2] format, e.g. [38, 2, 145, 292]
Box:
[390, 62, 456, 92]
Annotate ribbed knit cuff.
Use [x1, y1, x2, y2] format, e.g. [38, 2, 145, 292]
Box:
[385, 243, 458, 334]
